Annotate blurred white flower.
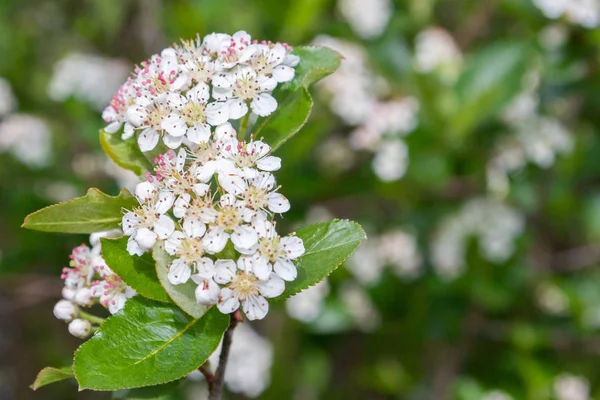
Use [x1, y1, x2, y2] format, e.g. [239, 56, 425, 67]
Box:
[536, 282, 570, 316]
[414, 27, 463, 83]
[286, 280, 330, 323]
[316, 135, 355, 175]
[378, 229, 422, 279]
[372, 139, 409, 182]
[482, 390, 514, 400]
[554, 373, 590, 400]
[0, 114, 51, 168]
[347, 237, 385, 286]
[337, 0, 392, 39]
[208, 324, 273, 398]
[48, 53, 130, 111]
[0, 78, 16, 117]
[340, 282, 380, 332]
[515, 116, 573, 169]
[42, 181, 79, 203]
[533, 0, 599, 28]
[539, 24, 569, 49]
[305, 205, 335, 225]
[431, 198, 524, 280]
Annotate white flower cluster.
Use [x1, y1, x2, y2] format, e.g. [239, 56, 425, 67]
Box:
[313, 35, 419, 182]
[533, 0, 599, 28]
[53, 231, 136, 338]
[337, 0, 392, 39]
[554, 373, 590, 400]
[102, 31, 298, 152]
[121, 121, 304, 320]
[414, 27, 463, 84]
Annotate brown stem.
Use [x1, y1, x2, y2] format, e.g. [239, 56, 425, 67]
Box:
[208, 311, 242, 400]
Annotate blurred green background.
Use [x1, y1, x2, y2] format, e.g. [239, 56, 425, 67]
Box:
[2, 0, 600, 399]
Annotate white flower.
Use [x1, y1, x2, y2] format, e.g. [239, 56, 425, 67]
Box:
[90, 272, 136, 314]
[250, 42, 296, 83]
[68, 319, 92, 339]
[554, 373, 590, 400]
[285, 280, 329, 323]
[533, 0, 599, 28]
[248, 219, 304, 281]
[61, 244, 95, 290]
[377, 229, 422, 279]
[414, 27, 463, 83]
[165, 224, 214, 285]
[102, 77, 137, 139]
[372, 139, 409, 182]
[203, 194, 257, 254]
[212, 66, 278, 118]
[53, 300, 78, 321]
[219, 138, 281, 179]
[192, 274, 221, 305]
[337, 0, 392, 39]
[73, 287, 95, 307]
[204, 31, 256, 69]
[214, 260, 285, 320]
[0, 114, 52, 168]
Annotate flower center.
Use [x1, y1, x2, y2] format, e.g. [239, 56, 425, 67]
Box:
[134, 205, 159, 229]
[147, 105, 169, 130]
[258, 237, 284, 263]
[179, 237, 204, 263]
[181, 100, 206, 125]
[230, 272, 259, 300]
[244, 185, 268, 210]
[251, 53, 273, 76]
[233, 76, 260, 100]
[216, 206, 242, 230]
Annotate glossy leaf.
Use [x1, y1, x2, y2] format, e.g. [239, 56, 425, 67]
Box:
[279, 219, 367, 299]
[30, 366, 73, 390]
[153, 242, 208, 319]
[100, 130, 153, 176]
[101, 237, 171, 303]
[22, 188, 138, 234]
[74, 296, 228, 390]
[282, 45, 343, 91]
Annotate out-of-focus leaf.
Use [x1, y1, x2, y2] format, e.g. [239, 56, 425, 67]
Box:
[30, 366, 74, 390]
[101, 237, 171, 303]
[111, 380, 181, 399]
[73, 297, 228, 390]
[100, 130, 152, 176]
[22, 188, 137, 234]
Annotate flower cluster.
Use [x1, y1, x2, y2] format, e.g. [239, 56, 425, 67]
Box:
[122, 121, 304, 320]
[102, 31, 299, 151]
[53, 230, 136, 338]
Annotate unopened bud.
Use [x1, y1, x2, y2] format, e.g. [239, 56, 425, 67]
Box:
[74, 288, 94, 307]
[53, 300, 78, 321]
[61, 287, 77, 301]
[68, 319, 92, 338]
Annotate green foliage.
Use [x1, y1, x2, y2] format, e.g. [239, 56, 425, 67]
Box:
[280, 219, 367, 299]
[30, 366, 74, 390]
[283, 46, 343, 91]
[73, 297, 228, 391]
[153, 242, 209, 319]
[101, 237, 171, 303]
[21, 188, 138, 234]
[112, 380, 182, 399]
[100, 130, 152, 176]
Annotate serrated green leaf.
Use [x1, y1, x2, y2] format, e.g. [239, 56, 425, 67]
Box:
[100, 129, 153, 176]
[101, 237, 171, 303]
[253, 87, 313, 152]
[112, 380, 181, 399]
[153, 242, 208, 319]
[74, 296, 228, 391]
[30, 366, 73, 390]
[282, 45, 342, 91]
[279, 219, 366, 299]
[22, 188, 138, 234]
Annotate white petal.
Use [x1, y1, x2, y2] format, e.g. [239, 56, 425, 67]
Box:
[253, 256, 272, 281]
[135, 228, 157, 250]
[251, 93, 277, 117]
[281, 236, 305, 259]
[126, 235, 145, 256]
[274, 258, 297, 281]
[194, 278, 220, 305]
[187, 82, 210, 103]
[267, 192, 290, 213]
[165, 230, 185, 255]
[214, 263, 237, 284]
[232, 226, 258, 252]
[214, 122, 236, 142]
[202, 228, 230, 254]
[122, 123, 135, 140]
[135, 181, 157, 204]
[257, 155, 281, 171]
[138, 128, 160, 152]
[258, 274, 285, 298]
[228, 98, 248, 120]
[155, 190, 175, 214]
[218, 169, 246, 195]
[183, 217, 206, 238]
[162, 133, 184, 149]
[122, 212, 140, 235]
[187, 123, 211, 144]
[212, 86, 233, 102]
[153, 215, 175, 239]
[126, 105, 147, 126]
[217, 288, 240, 314]
[173, 193, 191, 218]
[104, 121, 122, 134]
[205, 102, 229, 126]
[161, 113, 187, 137]
[242, 295, 268, 320]
[176, 148, 186, 171]
[165, 92, 186, 109]
[195, 258, 215, 279]
[272, 65, 295, 82]
[247, 140, 271, 158]
[258, 76, 277, 92]
[168, 258, 191, 285]
[212, 75, 232, 89]
[195, 161, 216, 183]
[192, 183, 210, 197]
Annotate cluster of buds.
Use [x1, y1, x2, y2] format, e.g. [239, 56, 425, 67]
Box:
[53, 231, 136, 338]
[102, 30, 299, 152]
[122, 121, 304, 320]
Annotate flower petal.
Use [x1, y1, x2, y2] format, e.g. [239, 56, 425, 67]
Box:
[258, 274, 285, 298]
[217, 288, 240, 314]
[138, 128, 160, 152]
[167, 258, 191, 285]
[153, 215, 175, 239]
[242, 295, 269, 320]
[274, 258, 297, 281]
[267, 192, 290, 213]
[281, 236, 305, 259]
[194, 278, 220, 305]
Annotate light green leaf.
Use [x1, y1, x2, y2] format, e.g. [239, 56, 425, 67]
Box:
[282, 45, 343, 91]
[100, 129, 153, 176]
[253, 87, 313, 152]
[74, 296, 228, 391]
[22, 188, 138, 234]
[280, 219, 367, 299]
[101, 237, 171, 303]
[30, 366, 74, 390]
[153, 242, 208, 319]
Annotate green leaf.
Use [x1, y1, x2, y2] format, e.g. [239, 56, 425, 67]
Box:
[282, 45, 343, 91]
[100, 129, 153, 176]
[153, 242, 208, 319]
[101, 237, 171, 303]
[22, 188, 138, 234]
[280, 219, 367, 299]
[112, 380, 181, 399]
[30, 366, 74, 390]
[253, 87, 313, 152]
[74, 296, 228, 391]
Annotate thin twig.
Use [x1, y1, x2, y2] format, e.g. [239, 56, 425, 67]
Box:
[199, 364, 215, 389]
[208, 311, 242, 400]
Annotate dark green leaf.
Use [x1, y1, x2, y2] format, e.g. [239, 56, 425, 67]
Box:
[22, 188, 138, 234]
[74, 296, 228, 390]
[101, 237, 171, 303]
[112, 380, 181, 399]
[153, 242, 208, 319]
[282, 45, 343, 91]
[279, 219, 367, 299]
[30, 366, 73, 390]
[100, 129, 153, 176]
